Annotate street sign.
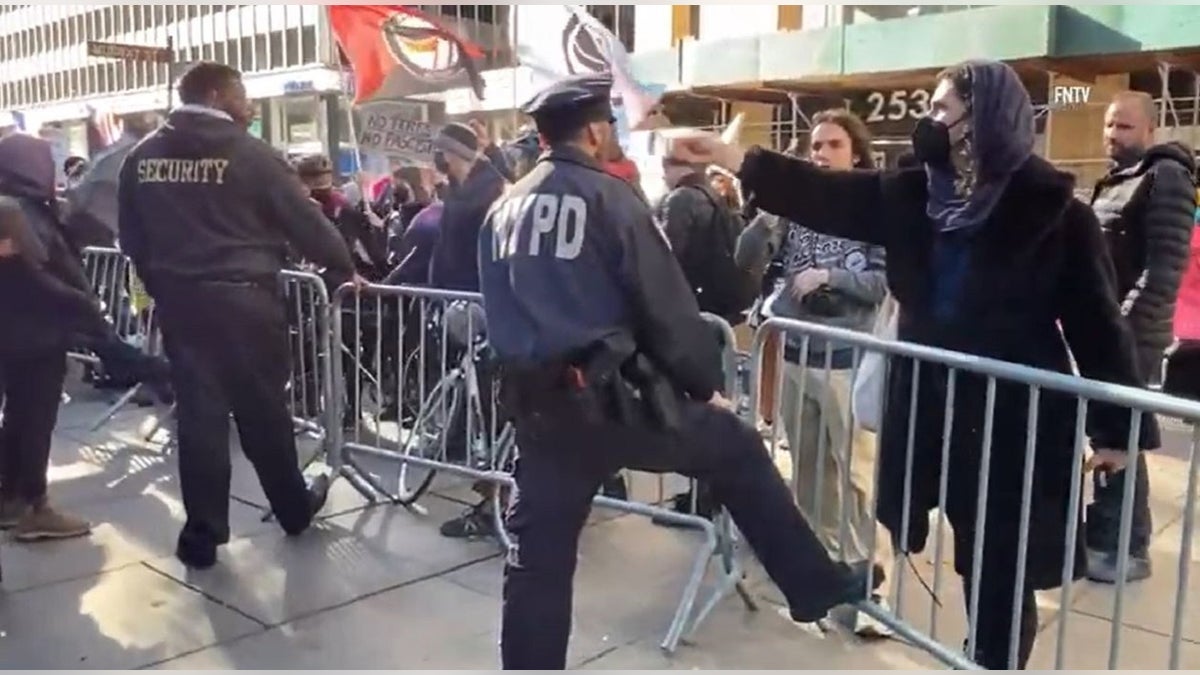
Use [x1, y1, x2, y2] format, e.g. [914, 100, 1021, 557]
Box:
[87, 41, 172, 64]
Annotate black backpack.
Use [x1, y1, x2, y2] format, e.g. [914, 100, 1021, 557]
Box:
[672, 185, 758, 320]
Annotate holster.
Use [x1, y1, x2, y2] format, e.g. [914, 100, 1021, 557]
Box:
[502, 346, 683, 434]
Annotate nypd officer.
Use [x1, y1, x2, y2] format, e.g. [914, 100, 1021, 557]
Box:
[118, 62, 359, 570]
[479, 73, 876, 670]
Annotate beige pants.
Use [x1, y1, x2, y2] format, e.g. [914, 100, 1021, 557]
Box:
[780, 361, 892, 582]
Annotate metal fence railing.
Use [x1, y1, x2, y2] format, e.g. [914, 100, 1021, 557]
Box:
[327, 282, 753, 652]
[59, 249, 1200, 668]
[69, 250, 338, 457]
[748, 316, 1200, 670]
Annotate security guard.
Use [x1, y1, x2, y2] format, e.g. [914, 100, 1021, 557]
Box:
[479, 73, 876, 670]
[118, 62, 358, 570]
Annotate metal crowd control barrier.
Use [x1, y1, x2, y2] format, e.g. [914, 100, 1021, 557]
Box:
[282, 270, 337, 453]
[328, 282, 752, 653]
[68, 250, 335, 458]
[73, 247, 165, 437]
[750, 316, 1200, 671]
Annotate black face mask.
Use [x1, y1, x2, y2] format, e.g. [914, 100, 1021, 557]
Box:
[433, 151, 451, 176]
[911, 115, 966, 167]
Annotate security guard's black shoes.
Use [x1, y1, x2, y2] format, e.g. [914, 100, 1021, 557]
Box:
[788, 560, 887, 624]
[280, 473, 331, 537]
[175, 530, 220, 570]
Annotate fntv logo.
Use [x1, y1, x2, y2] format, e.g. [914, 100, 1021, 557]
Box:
[1051, 85, 1093, 110]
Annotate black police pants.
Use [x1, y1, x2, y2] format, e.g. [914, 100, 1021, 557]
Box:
[155, 280, 312, 544]
[0, 350, 67, 504]
[501, 398, 848, 670]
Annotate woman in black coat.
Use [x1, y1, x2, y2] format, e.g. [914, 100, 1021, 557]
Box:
[677, 60, 1159, 669]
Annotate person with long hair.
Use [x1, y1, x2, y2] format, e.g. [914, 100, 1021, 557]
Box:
[735, 108, 892, 637]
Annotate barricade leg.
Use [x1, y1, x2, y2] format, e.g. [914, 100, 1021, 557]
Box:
[89, 383, 144, 432]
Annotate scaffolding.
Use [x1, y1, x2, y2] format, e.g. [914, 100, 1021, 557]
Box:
[1044, 61, 1200, 191]
[665, 58, 1200, 185]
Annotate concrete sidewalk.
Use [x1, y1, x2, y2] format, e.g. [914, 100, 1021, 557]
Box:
[0, 378, 1197, 669]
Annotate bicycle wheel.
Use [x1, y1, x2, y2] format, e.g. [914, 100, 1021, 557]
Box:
[394, 370, 462, 505]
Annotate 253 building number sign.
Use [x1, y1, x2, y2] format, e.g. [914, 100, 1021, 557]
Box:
[864, 89, 932, 123]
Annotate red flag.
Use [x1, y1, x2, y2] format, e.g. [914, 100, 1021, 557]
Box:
[329, 5, 486, 104]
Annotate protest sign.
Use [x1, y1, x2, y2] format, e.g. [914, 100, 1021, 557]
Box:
[356, 103, 436, 166]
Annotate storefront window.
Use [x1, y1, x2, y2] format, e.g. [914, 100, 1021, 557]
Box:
[282, 95, 320, 146]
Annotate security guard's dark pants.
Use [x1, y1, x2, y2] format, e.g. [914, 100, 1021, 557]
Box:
[154, 279, 313, 544]
[501, 395, 850, 670]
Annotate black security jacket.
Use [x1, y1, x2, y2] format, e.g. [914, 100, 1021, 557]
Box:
[118, 110, 354, 292]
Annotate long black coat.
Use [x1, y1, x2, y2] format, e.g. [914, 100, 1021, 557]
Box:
[740, 149, 1159, 589]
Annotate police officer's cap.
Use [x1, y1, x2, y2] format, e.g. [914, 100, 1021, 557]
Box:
[521, 73, 614, 136]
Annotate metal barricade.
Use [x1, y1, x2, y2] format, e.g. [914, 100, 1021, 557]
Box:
[750, 316, 1200, 670]
[73, 247, 165, 436]
[68, 251, 335, 458]
[282, 270, 337, 456]
[329, 283, 753, 653]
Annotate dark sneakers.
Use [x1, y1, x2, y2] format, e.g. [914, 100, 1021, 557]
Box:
[440, 501, 498, 540]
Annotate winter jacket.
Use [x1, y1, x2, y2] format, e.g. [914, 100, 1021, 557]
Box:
[0, 137, 109, 356]
[740, 147, 1157, 590]
[118, 108, 355, 293]
[1091, 142, 1197, 379]
[384, 201, 443, 287]
[429, 159, 506, 292]
[1174, 210, 1200, 341]
[62, 132, 143, 248]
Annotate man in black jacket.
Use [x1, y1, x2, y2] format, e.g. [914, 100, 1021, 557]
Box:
[118, 62, 360, 569]
[1086, 90, 1197, 584]
[428, 122, 508, 292]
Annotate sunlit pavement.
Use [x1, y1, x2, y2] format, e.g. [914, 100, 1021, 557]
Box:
[0, 369, 1196, 669]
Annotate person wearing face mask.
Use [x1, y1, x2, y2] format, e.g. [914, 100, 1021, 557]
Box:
[671, 59, 1160, 669]
[480, 73, 876, 670]
[296, 154, 396, 430]
[732, 108, 892, 638]
[427, 122, 508, 292]
[296, 154, 390, 284]
[118, 62, 360, 570]
[1084, 91, 1196, 585]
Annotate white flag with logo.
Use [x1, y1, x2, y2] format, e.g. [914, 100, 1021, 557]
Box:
[511, 5, 663, 132]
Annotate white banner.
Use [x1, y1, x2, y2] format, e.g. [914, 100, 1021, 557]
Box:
[511, 5, 663, 132]
[356, 103, 436, 166]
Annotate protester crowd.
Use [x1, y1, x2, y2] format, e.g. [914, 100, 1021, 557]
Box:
[0, 57, 1197, 670]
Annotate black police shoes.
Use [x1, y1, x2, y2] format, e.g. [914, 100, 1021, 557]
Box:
[789, 560, 886, 624]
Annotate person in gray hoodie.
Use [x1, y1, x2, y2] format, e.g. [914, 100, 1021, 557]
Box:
[734, 109, 890, 636]
[63, 111, 160, 248]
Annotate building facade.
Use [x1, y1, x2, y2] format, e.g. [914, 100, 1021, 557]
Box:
[3, 5, 1197, 187]
[0, 4, 632, 164]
